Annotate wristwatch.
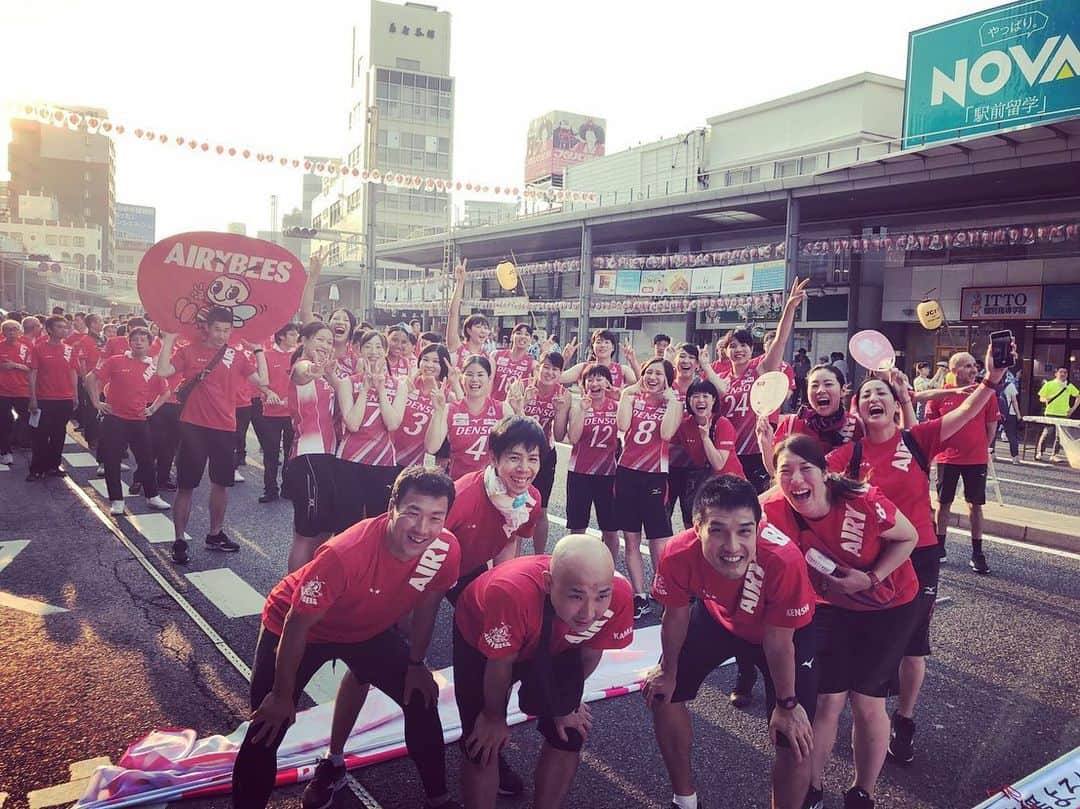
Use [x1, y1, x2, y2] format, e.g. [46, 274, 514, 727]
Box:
[777, 696, 798, 710]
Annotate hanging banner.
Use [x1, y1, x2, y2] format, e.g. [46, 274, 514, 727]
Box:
[751, 260, 786, 292]
[721, 265, 753, 295]
[960, 285, 1042, 320]
[137, 232, 306, 342]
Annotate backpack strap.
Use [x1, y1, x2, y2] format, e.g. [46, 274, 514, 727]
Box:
[846, 440, 863, 480]
[900, 428, 930, 476]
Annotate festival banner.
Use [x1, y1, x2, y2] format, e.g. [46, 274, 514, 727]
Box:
[615, 270, 642, 296]
[137, 232, 307, 342]
[720, 264, 753, 295]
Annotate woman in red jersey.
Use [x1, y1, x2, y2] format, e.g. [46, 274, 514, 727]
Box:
[0, 319, 32, 464]
[391, 342, 459, 469]
[561, 328, 637, 392]
[762, 435, 919, 809]
[520, 351, 571, 554]
[425, 354, 520, 480]
[385, 323, 414, 381]
[615, 357, 683, 619]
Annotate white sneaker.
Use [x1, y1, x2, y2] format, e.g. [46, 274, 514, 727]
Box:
[233, 470, 245, 483]
[109, 501, 125, 516]
[0, 453, 13, 465]
[96, 464, 106, 477]
[146, 495, 171, 511]
[1050, 454, 1061, 463]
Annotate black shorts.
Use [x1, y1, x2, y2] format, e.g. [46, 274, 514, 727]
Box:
[668, 601, 817, 742]
[565, 471, 617, 532]
[814, 600, 920, 697]
[936, 463, 987, 506]
[435, 436, 451, 460]
[334, 461, 401, 530]
[177, 422, 236, 489]
[283, 453, 343, 538]
[739, 453, 771, 495]
[614, 466, 672, 539]
[533, 445, 557, 508]
[904, 546, 941, 658]
[452, 624, 586, 756]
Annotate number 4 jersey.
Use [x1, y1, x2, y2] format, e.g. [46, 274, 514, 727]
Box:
[569, 397, 619, 476]
[448, 396, 502, 480]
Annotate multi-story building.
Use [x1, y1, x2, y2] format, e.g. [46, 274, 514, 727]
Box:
[309, 0, 453, 318]
[0, 181, 10, 222]
[113, 203, 156, 306]
[226, 222, 247, 236]
[7, 109, 116, 273]
[460, 199, 518, 228]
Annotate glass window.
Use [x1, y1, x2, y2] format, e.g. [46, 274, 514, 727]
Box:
[377, 68, 389, 81]
[389, 70, 401, 84]
[46, 234, 58, 245]
[376, 81, 388, 100]
[402, 72, 414, 87]
[438, 137, 450, 153]
[402, 86, 414, 103]
[73, 236, 85, 247]
[388, 83, 400, 100]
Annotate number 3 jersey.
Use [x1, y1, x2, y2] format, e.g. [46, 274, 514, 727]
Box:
[618, 392, 673, 474]
[392, 382, 443, 468]
[447, 396, 502, 480]
[569, 397, 619, 476]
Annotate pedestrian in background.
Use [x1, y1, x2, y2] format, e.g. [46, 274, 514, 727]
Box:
[1035, 367, 1079, 461]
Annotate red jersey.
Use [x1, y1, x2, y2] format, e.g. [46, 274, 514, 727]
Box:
[447, 397, 502, 479]
[524, 384, 564, 445]
[618, 392, 673, 474]
[453, 343, 488, 370]
[774, 411, 864, 455]
[761, 487, 917, 611]
[652, 524, 815, 645]
[585, 360, 625, 390]
[0, 340, 32, 397]
[491, 350, 534, 401]
[170, 343, 255, 432]
[103, 335, 129, 358]
[334, 349, 358, 380]
[671, 415, 743, 476]
[388, 354, 412, 381]
[30, 341, 79, 401]
[447, 470, 541, 573]
[924, 386, 998, 465]
[261, 344, 294, 418]
[455, 555, 634, 661]
[392, 383, 442, 467]
[569, 398, 619, 476]
[234, 349, 258, 407]
[712, 355, 765, 455]
[291, 376, 338, 458]
[148, 337, 163, 358]
[337, 374, 398, 466]
[95, 354, 167, 420]
[828, 419, 943, 550]
[262, 514, 460, 644]
[71, 332, 102, 375]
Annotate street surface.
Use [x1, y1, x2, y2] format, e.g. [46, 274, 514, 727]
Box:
[0, 432, 1077, 809]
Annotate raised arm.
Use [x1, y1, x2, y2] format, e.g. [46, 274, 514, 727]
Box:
[423, 387, 449, 455]
[760, 277, 809, 373]
[298, 253, 322, 325]
[446, 258, 466, 352]
[939, 342, 1010, 443]
[155, 333, 178, 377]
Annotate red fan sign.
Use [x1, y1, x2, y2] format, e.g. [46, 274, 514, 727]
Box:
[137, 231, 307, 342]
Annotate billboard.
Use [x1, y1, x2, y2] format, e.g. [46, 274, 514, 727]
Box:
[116, 203, 156, 246]
[524, 111, 606, 183]
[960, 284, 1043, 320]
[903, 0, 1080, 147]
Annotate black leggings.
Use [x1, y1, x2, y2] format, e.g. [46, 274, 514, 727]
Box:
[98, 415, 158, 501]
[666, 466, 710, 528]
[0, 396, 29, 454]
[235, 403, 254, 467]
[232, 626, 448, 809]
[150, 402, 181, 486]
[77, 378, 100, 447]
[30, 399, 74, 474]
[253, 411, 293, 494]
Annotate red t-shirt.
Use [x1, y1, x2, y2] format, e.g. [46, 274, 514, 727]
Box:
[170, 342, 255, 431]
[337, 373, 398, 466]
[491, 350, 534, 402]
[712, 355, 766, 455]
[924, 386, 998, 465]
[671, 414, 742, 476]
[827, 419, 943, 550]
[261, 514, 461, 644]
[70, 332, 102, 375]
[291, 375, 338, 458]
[31, 341, 79, 401]
[447, 397, 502, 480]
[447, 470, 541, 574]
[392, 382, 444, 468]
[103, 335, 129, 358]
[569, 397, 619, 476]
[455, 555, 634, 661]
[234, 349, 258, 408]
[0, 340, 32, 397]
[618, 392, 673, 474]
[95, 354, 167, 420]
[760, 486, 917, 611]
[261, 344, 294, 418]
[652, 524, 815, 645]
[774, 411, 864, 455]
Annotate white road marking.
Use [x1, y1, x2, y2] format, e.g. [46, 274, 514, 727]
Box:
[304, 660, 348, 704]
[125, 513, 190, 544]
[62, 452, 99, 468]
[0, 540, 31, 575]
[185, 569, 265, 618]
[948, 527, 1080, 561]
[89, 478, 130, 499]
[0, 591, 68, 616]
[994, 476, 1080, 495]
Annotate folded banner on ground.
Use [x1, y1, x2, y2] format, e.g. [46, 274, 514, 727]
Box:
[973, 746, 1080, 808]
[74, 626, 662, 808]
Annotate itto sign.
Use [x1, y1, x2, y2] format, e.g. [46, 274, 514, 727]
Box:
[903, 0, 1080, 147]
[960, 285, 1043, 320]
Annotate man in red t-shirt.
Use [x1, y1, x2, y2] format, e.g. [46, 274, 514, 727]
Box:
[252, 323, 299, 503]
[155, 307, 268, 564]
[644, 475, 816, 809]
[924, 351, 999, 573]
[85, 327, 171, 515]
[0, 318, 33, 462]
[27, 315, 80, 480]
[454, 534, 633, 809]
[232, 468, 462, 809]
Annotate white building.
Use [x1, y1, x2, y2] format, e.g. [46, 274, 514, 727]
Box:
[564, 130, 708, 204]
[460, 199, 518, 228]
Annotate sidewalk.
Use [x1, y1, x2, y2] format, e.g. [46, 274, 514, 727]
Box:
[935, 497, 1080, 553]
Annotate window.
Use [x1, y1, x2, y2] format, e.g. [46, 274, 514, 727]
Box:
[60, 235, 72, 246]
[73, 236, 85, 247]
[396, 57, 420, 70]
[83, 207, 92, 217]
[46, 234, 58, 245]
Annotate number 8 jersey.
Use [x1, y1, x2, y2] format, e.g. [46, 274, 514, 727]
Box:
[447, 396, 502, 480]
[618, 393, 672, 474]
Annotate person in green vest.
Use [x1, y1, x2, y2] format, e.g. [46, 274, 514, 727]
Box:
[1035, 367, 1079, 462]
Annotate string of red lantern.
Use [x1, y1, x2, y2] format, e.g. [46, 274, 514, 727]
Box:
[18, 103, 600, 203]
[801, 222, 1080, 255]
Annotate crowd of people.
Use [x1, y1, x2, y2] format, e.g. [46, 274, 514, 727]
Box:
[0, 256, 1046, 809]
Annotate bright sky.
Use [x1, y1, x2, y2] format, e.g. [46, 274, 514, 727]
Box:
[2, 0, 993, 241]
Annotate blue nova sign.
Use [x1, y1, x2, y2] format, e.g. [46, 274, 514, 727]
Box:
[904, 0, 1080, 147]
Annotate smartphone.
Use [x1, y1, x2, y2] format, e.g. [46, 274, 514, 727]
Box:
[989, 329, 1016, 369]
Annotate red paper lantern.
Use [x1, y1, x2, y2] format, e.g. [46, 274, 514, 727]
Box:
[188, 140, 198, 149]
[53, 110, 64, 121]
[200, 142, 209, 151]
[229, 148, 237, 156]
[352, 168, 360, 176]
[88, 117, 99, 128]
[134, 128, 144, 138]
[215, 145, 224, 155]
[159, 134, 168, 143]
[265, 153, 274, 163]
[115, 125, 125, 134]
[69, 113, 81, 125]
[243, 150, 252, 159]
[303, 160, 312, 169]
[280, 158, 288, 166]
[174, 136, 185, 147]
[146, 131, 155, 140]
[456, 182, 462, 191]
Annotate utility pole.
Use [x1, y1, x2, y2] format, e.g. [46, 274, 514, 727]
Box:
[363, 104, 379, 325]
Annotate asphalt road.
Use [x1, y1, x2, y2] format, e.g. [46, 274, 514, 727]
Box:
[1, 431, 1078, 809]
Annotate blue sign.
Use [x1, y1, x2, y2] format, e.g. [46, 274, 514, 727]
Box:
[116, 203, 156, 245]
[903, 0, 1080, 147]
[751, 260, 786, 292]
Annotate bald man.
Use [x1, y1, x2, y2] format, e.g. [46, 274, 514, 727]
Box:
[453, 534, 634, 808]
[925, 351, 999, 574]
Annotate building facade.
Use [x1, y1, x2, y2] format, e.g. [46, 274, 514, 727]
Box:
[564, 129, 707, 204]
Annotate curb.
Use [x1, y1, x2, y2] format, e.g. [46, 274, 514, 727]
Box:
[938, 501, 1080, 554]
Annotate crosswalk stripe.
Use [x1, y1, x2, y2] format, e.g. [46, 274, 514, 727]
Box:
[304, 660, 348, 704]
[125, 513, 190, 544]
[184, 569, 265, 618]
